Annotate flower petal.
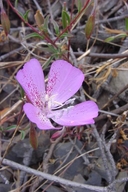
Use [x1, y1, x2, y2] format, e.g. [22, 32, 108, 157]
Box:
[46, 60, 84, 106]
[50, 101, 99, 126]
[16, 59, 45, 108]
[23, 103, 57, 130]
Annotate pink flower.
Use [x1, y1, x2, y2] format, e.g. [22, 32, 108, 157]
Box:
[16, 59, 98, 130]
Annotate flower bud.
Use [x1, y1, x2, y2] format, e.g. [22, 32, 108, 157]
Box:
[29, 126, 38, 149]
[1, 9, 10, 36]
[85, 15, 95, 39]
[34, 10, 44, 29]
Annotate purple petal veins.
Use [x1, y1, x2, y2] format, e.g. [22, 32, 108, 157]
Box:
[16, 59, 45, 110]
[46, 60, 84, 107]
[16, 59, 99, 130]
[23, 103, 56, 130]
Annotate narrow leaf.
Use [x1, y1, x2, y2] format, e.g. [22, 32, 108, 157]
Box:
[52, 20, 59, 35]
[105, 33, 127, 42]
[42, 15, 49, 33]
[125, 17, 128, 31]
[20, 130, 26, 140]
[62, 10, 70, 30]
[3, 125, 17, 131]
[105, 36, 115, 42]
[23, 10, 30, 22]
[25, 32, 44, 40]
[75, 0, 82, 12]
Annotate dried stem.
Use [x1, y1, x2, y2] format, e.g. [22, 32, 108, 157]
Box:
[0, 157, 107, 192]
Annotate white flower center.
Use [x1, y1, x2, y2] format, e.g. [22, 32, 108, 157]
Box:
[44, 94, 63, 111]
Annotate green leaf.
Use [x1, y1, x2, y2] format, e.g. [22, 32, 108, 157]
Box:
[105, 33, 127, 42]
[125, 17, 128, 31]
[59, 32, 69, 38]
[116, 33, 127, 38]
[62, 10, 70, 30]
[25, 32, 44, 40]
[3, 125, 17, 131]
[23, 10, 30, 22]
[14, 0, 19, 8]
[43, 15, 49, 33]
[43, 56, 54, 70]
[14, 4, 24, 20]
[14, 0, 29, 22]
[47, 44, 58, 53]
[105, 36, 115, 42]
[19, 86, 24, 99]
[52, 20, 59, 35]
[19, 130, 26, 140]
[76, 0, 82, 12]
